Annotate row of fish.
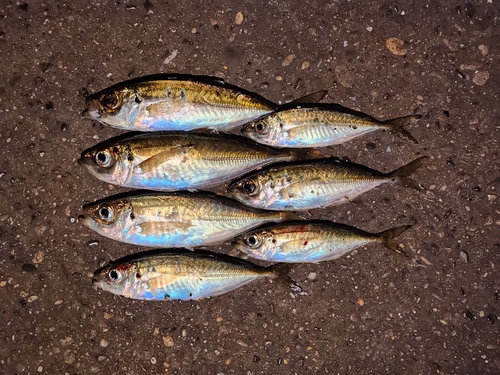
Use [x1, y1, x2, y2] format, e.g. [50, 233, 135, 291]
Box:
[79, 74, 426, 301]
[83, 74, 419, 147]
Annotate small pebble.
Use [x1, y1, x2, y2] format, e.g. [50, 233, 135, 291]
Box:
[460, 251, 469, 263]
[54, 299, 63, 305]
[478, 45, 488, 56]
[282, 54, 296, 67]
[236, 339, 248, 347]
[386, 146, 391, 153]
[275, 75, 283, 81]
[27, 295, 38, 303]
[235, 12, 244, 25]
[386, 37, 408, 56]
[191, 27, 197, 34]
[151, 357, 157, 364]
[88, 241, 99, 247]
[473, 71, 489, 86]
[301, 60, 310, 69]
[97, 355, 107, 362]
[16, 363, 25, 373]
[163, 335, 174, 347]
[22, 263, 37, 272]
[357, 298, 365, 306]
[37, 366, 43, 372]
[0, 281, 6, 287]
[70, 217, 76, 223]
[33, 250, 44, 264]
[307, 272, 317, 280]
[366, 26, 373, 32]
[479, 311, 485, 317]
[99, 339, 109, 348]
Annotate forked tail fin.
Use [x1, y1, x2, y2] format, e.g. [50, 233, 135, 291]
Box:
[268, 263, 306, 295]
[376, 225, 412, 257]
[383, 115, 421, 143]
[389, 156, 428, 190]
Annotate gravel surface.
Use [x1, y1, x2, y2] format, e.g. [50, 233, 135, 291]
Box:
[0, 1, 498, 374]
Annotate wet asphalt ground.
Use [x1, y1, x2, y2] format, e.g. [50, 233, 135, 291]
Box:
[0, 1, 499, 374]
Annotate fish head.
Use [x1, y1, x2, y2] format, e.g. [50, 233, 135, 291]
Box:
[241, 115, 281, 145]
[93, 261, 138, 298]
[232, 230, 276, 259]
[83, 87, 139, 129]
[80, 198, 134, 241]
[78, 143, 131, 185]
[227, 174, 270, 207]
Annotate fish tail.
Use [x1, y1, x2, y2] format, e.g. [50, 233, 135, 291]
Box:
[267, 263, 306, 295]
[376, 225, 412, 257]
[284, 90, 328, 106]
[388, 156, 428, 190]
[383, 115, 421, 143]
[278, 211, 304, 222]
[289, 148, 328, 161]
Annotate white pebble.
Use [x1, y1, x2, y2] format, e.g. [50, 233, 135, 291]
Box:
[151, 357, 157, 364]
[366, 26, 373, 32]
[307, 272, 317, 280]
[99, 339, 109, 348]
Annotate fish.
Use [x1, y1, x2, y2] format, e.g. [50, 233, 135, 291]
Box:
[82, 73, 327, 132]
[79, 192, 301, 248]
[240, 103, 420, 148]
[92, 249, 304, 301]
[78, 132, 307, 191]
[232, 221, 411, 262]
[227, 156, 428, 211]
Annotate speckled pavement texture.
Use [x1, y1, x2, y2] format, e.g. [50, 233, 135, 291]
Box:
[0, 1, 498, 374]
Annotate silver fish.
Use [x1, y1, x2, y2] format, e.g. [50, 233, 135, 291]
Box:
[233, 221, 411, 262]
[78, 132, 304, 191]
[79, 192, 301, 248]
[93, 249, 303, 300]
[241, 103, 420, 148]
[227, 157, 428, 211]
[82, 74, 327, 132]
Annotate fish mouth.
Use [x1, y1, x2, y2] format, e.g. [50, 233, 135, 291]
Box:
[82, 107, 102, 120]
[78, 215, 91, 228]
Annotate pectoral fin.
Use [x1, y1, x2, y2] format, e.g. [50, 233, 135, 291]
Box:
[137, 145, 194, 173]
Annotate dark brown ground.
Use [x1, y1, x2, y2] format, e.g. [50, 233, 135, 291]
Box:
[0, 1, 499, 374]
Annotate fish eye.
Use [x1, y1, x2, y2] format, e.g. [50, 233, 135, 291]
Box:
[98, 206, 114, 221]
[95, 150, 113, 167]
[242, 180, 256, 194]
[100, 93, 119, 110]
[108, 269, 122, 282]
[254, 123, 267, 134]
[246, 235, 260, 247]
